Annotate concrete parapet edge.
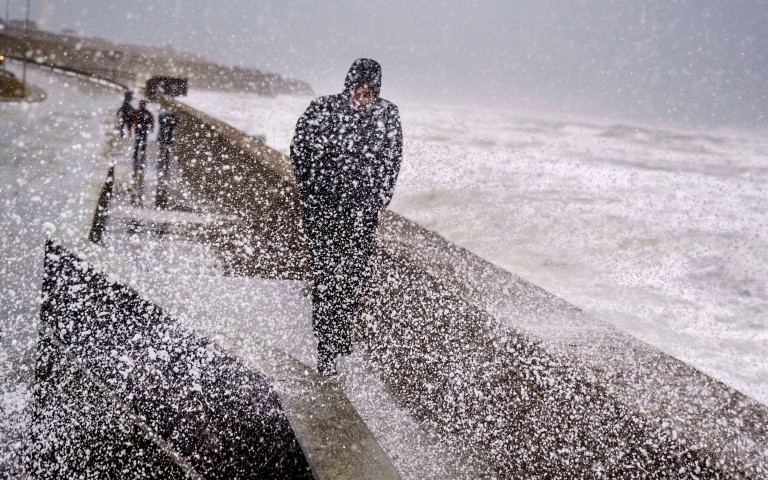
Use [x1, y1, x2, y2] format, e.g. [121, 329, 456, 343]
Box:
[369, 216, 768, 476]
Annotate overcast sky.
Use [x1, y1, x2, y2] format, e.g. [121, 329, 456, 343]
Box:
[9, 0, 768, 129]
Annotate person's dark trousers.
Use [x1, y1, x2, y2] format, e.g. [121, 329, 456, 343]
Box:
[304, 207, 377, 374]
[132, 134, 148, 206]
[156, 143, 172, 209]
[120, 121, 132, 138]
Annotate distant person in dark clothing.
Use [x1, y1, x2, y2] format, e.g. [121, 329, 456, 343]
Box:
[290, 58, 403, 376]
[155, 106, 178, 209]
[116, 91, 134, 138]
[131, 100, 154, 207]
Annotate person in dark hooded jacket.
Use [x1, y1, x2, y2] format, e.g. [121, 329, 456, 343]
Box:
[116, 91, 135, 138]
[155, 106, 178, 209]
[131, 100, 154, 207]
[290, 58, 403, 376]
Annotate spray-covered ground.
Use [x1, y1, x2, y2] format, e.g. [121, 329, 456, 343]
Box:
[184, 90, 768, 405]
[102, 166, 492, 478]
[0, 65, 118, 475]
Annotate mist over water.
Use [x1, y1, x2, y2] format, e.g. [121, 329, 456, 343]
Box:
[18, 0, 768, 129]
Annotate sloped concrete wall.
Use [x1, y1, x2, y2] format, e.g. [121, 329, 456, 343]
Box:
[168, 99, 306, 279]
[32, 240, 312, 479]
[360, 234, 768, 477]
[30, 335, 189, 479]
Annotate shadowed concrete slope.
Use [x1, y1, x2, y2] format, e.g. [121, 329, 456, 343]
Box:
[34, 241, 312, 479]
[164, 96, 768, 478]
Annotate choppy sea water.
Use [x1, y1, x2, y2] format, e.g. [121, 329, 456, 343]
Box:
[186, 90, 768, 405]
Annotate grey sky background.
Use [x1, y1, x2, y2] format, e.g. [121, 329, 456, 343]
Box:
[9, 0, 768, 129]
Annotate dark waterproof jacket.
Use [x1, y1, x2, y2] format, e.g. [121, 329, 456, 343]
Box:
[290, 59, 403, 221]
[133, 108, 154, 137]
[158, 110, 178, 145]
[117, 102, 134, 126]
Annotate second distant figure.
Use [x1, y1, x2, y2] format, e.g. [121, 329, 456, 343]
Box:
[131, 100, 154, 207]
[116, 91, 135, 138]
[156, 106, 178, 209]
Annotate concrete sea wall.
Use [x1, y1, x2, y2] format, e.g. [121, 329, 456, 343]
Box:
[165, 96, 768, 477]
[22, 54, 767, 477]
[32, 240, 311, 479]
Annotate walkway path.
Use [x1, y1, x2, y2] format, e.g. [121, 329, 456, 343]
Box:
[0, 63, 119, 477]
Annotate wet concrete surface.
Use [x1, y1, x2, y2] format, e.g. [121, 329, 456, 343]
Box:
[33, 241, 312, 478]
[0, 64, 119, 477]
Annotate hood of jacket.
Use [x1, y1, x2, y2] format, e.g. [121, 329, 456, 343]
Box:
[343, 58, 382, 99]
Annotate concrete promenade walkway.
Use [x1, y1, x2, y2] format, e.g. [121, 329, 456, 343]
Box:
[0, 64, 119, 477]
[98, 125, 490, 479]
